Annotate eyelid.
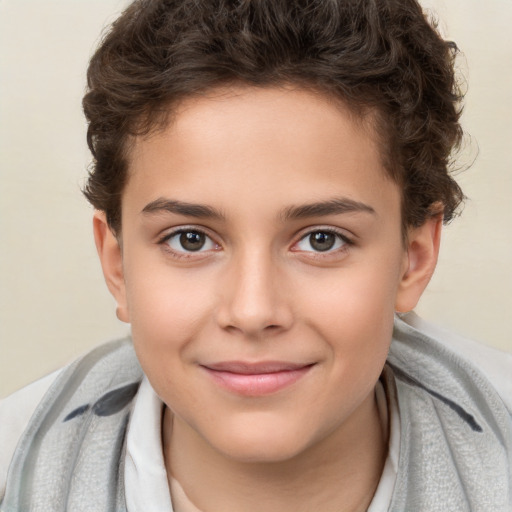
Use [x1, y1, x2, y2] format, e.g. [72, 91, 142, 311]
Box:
[158, 224, 202, 241]
[294, 225, 353, 243]
[290, 226, 354, 254]
[157, 225, 221, 256]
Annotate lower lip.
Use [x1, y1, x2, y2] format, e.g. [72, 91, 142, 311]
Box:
[202, 366, 313, 396]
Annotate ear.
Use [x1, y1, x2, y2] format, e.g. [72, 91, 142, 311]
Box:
[395, 214, 443, 313]
[93, 211, 130, 323]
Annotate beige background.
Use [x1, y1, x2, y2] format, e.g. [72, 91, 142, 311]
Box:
[1, 0, 511, 398]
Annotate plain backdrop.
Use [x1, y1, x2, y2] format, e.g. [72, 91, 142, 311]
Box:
[1, 0, 511, 397]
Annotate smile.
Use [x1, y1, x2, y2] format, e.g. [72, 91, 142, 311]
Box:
[200, 361, 315, 396]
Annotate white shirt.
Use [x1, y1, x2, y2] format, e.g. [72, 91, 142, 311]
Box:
[123, 374, 400, 512]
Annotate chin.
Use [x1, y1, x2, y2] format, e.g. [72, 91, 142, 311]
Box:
[222, 440, 306, 464]
[207, 419, 315, 464]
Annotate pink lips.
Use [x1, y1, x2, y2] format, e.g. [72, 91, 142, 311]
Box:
[201, 361, 314, 396]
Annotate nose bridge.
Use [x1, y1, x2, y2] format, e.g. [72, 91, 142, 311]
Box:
[218, 244, 292, 336]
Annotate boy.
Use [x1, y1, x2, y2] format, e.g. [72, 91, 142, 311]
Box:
[1, 0, 511, 511]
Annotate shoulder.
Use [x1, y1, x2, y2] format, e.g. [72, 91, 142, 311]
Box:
[0, 369, 62, 499]
[1, 338, 143, 510]
[399, 311, 512, 411]
[1, 338, 143, 509]
[388, 313, 512, 510]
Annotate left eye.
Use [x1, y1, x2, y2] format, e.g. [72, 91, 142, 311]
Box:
[164, 230, 217, 252]
[295, 231, 347, 252]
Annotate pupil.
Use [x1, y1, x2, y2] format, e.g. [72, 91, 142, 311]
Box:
[310, 232, 335, 251]
[180, 231, 205, 251]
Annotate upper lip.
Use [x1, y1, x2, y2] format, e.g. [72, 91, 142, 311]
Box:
[202, 361, 314, 374]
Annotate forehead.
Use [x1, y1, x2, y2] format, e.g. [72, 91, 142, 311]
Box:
[123, 86, 399, 222]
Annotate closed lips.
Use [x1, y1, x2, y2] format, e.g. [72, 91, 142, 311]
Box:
[202, 361, 315, 374]
[201, 361, 316, 396]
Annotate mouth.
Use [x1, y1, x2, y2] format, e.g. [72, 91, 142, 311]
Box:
[200, 361, 316, 396]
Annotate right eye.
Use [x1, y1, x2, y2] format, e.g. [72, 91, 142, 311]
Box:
[162, 229, 218, 254]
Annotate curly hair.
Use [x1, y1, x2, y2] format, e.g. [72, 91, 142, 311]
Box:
[83, 0, 464, 236]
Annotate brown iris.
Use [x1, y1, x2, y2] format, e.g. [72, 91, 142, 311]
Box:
[309, 232, 336, 252]
[180, 231, 206, 251]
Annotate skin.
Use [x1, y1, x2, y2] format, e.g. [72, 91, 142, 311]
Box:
[94, 85, 442, 512]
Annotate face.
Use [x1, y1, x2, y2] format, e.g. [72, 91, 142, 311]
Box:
[97, 86, 436, 463]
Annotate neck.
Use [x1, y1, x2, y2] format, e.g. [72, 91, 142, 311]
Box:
[163, 390, 387, 512]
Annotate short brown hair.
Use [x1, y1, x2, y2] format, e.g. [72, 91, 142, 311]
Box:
[83, 0, 464, 235]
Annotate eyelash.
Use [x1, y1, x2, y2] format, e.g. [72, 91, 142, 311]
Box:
[156, 226, 354, 260]
[157, 227, 219, 260]
[292, 227, 354, 257]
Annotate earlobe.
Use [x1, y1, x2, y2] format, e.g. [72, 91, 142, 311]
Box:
[395, 214, 443, 313]
[93, 212, 130, 323]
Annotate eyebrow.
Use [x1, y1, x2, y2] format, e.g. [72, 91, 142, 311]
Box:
[280, 198, 376, 221]
[141, 198, 225, 220]
[141, 196, 375, 222]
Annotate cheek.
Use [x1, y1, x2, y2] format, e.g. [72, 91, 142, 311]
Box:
[301, 257, 400, 329]
[298, 256, 401, 377]
[126, 258, 213, 324]
[125, 272, 212, 409]
[123, 261, 218, 371]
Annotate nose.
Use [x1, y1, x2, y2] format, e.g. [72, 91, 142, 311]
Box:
[215, 250, 294, 338]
